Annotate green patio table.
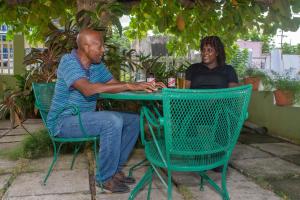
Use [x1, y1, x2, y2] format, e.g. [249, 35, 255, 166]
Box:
[99, 90, 163, 101]
[98, 90, 163, 177]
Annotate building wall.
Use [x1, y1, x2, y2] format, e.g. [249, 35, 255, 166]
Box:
[248, 91, 300, 144]
[0, 34, 25, 95]
[237, 40, 263, 57]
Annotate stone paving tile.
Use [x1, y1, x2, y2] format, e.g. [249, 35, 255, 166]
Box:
[0, 130, 9, 136]
[4, 170, 89, 198]
[126, 149, 146, 166]
[0, 159, 17, 174]
[231, 157, 300, 178]
[281, 154, 300, 166]
[0, 142, 21, 152]
[0, 135, 26, 143]
[231, 144, 272, 160]
[266, 177, 300, 200]
[5, 188, 184, 200]
[123, 188, 183, 200]
[25, 154, 88, 173]
[3, 193, 90, 200]
[5, 167, 182, 200]
[172, 168, 247, 187]
[2, 128, 26, 136]
[250, 143, 300, 156]
[22, 119, 43, 124]
[238, 132, 283, 144]
[0, 121, 12, 129]
[0, 174, 11, 190]
[182, 168, 281, 200]
[21, 124, 45, 133]
[189, 179, 280, 200]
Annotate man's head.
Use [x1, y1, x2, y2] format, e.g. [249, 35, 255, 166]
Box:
[76, 29, 105, 64]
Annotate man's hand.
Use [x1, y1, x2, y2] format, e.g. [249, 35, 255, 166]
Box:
[127, 82, 157, 93]
[155, 82, 167, 89]
[127, 82, 166, 93]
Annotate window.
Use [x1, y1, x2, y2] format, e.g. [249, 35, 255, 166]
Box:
[0, 28, 14, 75]
[151, 43, 168, 57]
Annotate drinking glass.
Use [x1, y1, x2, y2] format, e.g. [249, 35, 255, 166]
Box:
[176, 72, 186, 89]
[135, 71, 146, 82]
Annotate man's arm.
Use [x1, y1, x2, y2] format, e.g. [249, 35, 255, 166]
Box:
[73, 78, 158, 96]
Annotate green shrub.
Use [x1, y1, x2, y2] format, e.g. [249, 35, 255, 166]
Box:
[0, 129, 88, 160]
[21, 129, 52, 159]
[244, 68, 273, 90]
[0, 129, 53, 160]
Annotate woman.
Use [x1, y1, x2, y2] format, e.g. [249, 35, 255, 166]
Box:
[185, 36, 239, 173]
[185, 36, 239, 89]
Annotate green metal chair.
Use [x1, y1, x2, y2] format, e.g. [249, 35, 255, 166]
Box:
[128, 85, 252, 200]
[32, 82, 99, 185]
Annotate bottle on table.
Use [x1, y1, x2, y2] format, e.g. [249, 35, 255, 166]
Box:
[167, 70, 176, 88]
[146, 72, 156, 85]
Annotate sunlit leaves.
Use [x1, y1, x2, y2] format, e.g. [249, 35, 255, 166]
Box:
[125, 0, 299, 56]
[0, 0, 77, 44]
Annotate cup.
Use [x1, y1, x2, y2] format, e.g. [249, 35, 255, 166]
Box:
[176, 72, 186, 89]
[135, 71, 146, 82]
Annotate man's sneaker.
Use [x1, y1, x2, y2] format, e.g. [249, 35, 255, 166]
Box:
[97, 178, 130, 193]
[113, 171, 136, 185]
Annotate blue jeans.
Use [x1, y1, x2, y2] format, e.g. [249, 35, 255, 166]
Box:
[57, 111, 140, 183]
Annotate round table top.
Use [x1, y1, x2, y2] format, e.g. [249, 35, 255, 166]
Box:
[99, 90, 163, 101]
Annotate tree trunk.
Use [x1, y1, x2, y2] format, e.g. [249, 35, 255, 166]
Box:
[85, 142, 96, 200]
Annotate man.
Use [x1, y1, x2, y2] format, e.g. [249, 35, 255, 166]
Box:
[47, 29, 165, 193]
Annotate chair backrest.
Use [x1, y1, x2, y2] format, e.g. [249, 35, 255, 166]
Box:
[32, 82, 55, 133]
[162, 85, 252, 159]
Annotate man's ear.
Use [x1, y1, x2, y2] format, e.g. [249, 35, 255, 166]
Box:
[83, 44, 89, 54]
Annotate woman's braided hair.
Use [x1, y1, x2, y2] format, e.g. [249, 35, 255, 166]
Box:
[200, 36, 226, 67]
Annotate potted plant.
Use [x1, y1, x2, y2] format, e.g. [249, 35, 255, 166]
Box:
[243, 68, 271, 91]
[272, 76, 300, 106]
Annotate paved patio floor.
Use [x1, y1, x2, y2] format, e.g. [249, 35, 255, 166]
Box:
[0, 119, 300, 200]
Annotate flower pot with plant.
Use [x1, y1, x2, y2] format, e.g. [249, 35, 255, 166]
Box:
[243, 68, 271, 91]
[272, 76, 300, 106]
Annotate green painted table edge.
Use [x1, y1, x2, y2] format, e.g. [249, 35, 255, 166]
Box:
[99, 91, 163, 101]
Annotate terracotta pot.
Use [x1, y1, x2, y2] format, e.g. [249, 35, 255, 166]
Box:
[176, 15, 185, 31]
[273, 89, 295, 106]
[244, 77, 261, 91]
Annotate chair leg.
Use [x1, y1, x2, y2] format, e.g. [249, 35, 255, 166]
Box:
[128, 158, 148, 177]
[93, 140, 103, 192]
[43, 142, 63, 185]
[167, 170, 172, 200]
[199, 172, 205, 191]
[70, 143, 82, 170]
[93, 140, 98, 170]
[221, 164, 230, 200]
[128, 167, 153, 200]
[147, 173, 153, 200]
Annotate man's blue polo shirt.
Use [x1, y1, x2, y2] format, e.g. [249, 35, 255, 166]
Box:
[46, 49, 113, 136]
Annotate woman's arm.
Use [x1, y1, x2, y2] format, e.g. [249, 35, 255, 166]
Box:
[228, 82, 240, 87]
[185, 80, 191, 89]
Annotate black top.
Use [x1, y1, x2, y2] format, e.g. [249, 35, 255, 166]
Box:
[185, 63, 238, 89]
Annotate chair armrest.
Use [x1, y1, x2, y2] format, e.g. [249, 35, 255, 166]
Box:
[140, 106, 160, 145]
[245, 112, 249, 120]
[141, 106, 167, 166]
